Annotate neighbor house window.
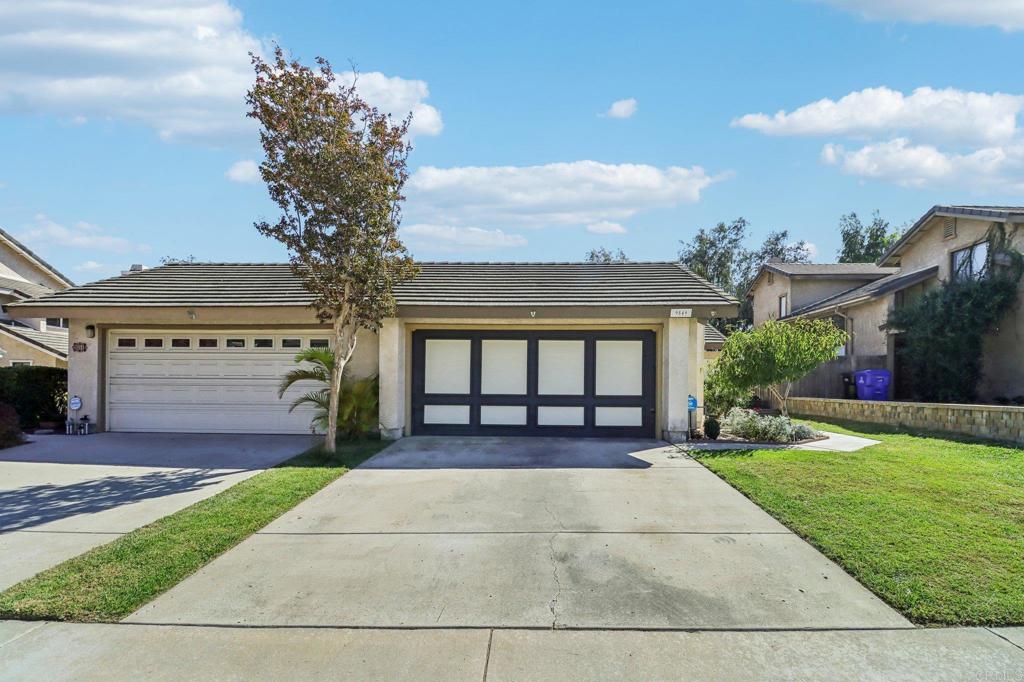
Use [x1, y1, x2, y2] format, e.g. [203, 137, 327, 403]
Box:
[46, 318, 68, 328]
[10, 360, 32, 366]
[951, 241, 989, 281]
[778, 294, 789, 318]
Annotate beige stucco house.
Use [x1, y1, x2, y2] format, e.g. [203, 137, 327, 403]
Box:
[0, 228, 72, 368]
[10, 261, 737, 440]
[748, 205, 1024, 402]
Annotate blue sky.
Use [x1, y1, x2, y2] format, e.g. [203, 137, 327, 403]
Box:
[1, 0, 1022, 282]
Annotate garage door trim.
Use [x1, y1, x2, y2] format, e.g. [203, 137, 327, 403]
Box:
[411, 329, 656, 438]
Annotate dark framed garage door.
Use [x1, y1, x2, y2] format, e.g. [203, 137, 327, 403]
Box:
[411, 329, 656, 438]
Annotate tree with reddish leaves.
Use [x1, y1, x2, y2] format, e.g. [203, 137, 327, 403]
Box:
[247, 46, 417, 451]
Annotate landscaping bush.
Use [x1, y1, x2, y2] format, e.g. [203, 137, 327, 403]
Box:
[704, 365, 750, 417]
[723, 408, 821, 443]
[704, 416, 721, 440]
[0, 366, 67, 428]
[0, 402, 24, 448]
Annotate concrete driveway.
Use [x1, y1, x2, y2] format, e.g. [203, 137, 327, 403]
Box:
[0, 432, 314, 590]
[126, 436, 907, 629]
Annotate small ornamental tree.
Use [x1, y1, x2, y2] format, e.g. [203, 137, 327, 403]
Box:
[248, 46, 417, 451]
[712, 319, 847, 416]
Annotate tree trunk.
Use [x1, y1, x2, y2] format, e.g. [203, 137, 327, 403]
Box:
[325, 317, 358, 452]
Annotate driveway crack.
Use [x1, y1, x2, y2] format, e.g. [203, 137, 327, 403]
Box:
[547, 532, 562, 629]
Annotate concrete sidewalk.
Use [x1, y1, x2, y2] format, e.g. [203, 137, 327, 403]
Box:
[2, 621, 1022, 681]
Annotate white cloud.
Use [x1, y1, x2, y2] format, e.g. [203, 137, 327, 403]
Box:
[338, 71, 443, 137]
[401, 224, 527, 252]
[73, 260, 106, 272]
[822, 138, 1024, 192]
[225, 159, 259, 183]
[734, 86, 1024, 145]
[812, 0, 1024, 31]
[18, 214, 150, 253]
[0, 1, 443, 144]
[803, 242, 820, 259]
[602, 98, 637, 119]
[586, 221, 628, 234]
[408, 160, 726, 227]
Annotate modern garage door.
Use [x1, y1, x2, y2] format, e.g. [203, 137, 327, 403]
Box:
[411, 330, 656, 438]
[106, 330, 330, 434]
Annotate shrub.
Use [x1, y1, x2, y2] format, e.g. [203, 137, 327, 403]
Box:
[704, 416, 721, 440]
[0, 402, 23, 448]
[0, 366, 67, 428]
[704, 365, 750, 417]
[723, 408, 821, 443]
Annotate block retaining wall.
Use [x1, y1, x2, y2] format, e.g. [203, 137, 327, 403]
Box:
[788, 397, 1024, 445]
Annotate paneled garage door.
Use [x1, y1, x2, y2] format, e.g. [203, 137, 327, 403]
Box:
[411, 330, 656, 438]
[106, 330, 329, 434]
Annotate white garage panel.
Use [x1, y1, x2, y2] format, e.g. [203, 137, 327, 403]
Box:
[106, 331, 330, 434]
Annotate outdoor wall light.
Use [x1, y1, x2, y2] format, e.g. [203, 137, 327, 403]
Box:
[529, 310, 537, 318]
[186, 309, 198, 320]
[85, 325, 96, 339]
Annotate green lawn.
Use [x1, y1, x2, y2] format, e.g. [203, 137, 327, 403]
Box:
[695, 418, 1024, 626]
[0, 439, 386, 623]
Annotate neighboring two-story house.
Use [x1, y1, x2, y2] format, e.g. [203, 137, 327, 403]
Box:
[747, 205, 1024, 402]
[0, 227, 73, 367]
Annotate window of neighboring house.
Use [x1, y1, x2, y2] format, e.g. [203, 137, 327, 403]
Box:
[894, 289, 906, 310]
[778, 294, 789, 318]
[951, 240, 989, 281]
[767, 271, 774, 285]
[10, 360, 32, 366]
[45, 318, 68, 329]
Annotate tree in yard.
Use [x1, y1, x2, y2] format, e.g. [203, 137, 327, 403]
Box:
[248, 46, 417, 451]
[711, 319, 847, 416]
[837, 211, 901, 263]
[678, 218, 811, 329]
[585, 246, 629, 263]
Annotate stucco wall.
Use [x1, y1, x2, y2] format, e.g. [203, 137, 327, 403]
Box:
[843, 296, 889, 357]
[750, 273, 791, 326]
[789, 396, 1024, 445]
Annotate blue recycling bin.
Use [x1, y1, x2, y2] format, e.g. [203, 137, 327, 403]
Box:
[854, 369, 891, 401]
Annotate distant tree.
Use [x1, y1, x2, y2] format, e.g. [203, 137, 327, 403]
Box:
[711, 319, 847, 416]
[159, 255, 196, 265]
[678, 218, 811, 328]
[585, 247, 629, 263]
[837, 211, 901, 263]
[247, 46, 417, 451]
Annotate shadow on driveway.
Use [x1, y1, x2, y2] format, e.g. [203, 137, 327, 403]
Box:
[359, 436, 685, 470]
[0, 468, 229, 532]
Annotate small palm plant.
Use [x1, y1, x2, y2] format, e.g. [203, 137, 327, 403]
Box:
[279, 348, 379, 438]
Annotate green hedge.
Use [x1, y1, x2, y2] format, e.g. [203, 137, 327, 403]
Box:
[0, 366, 67, 427]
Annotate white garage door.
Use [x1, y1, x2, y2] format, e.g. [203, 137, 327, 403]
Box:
[106, 330, 332, 434]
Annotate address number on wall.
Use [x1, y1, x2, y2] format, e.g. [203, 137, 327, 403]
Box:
[670, 308, 693, 318]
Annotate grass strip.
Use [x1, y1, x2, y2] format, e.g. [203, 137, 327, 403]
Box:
[0, 439, 386, 622]
[695, 418, 1024, 626]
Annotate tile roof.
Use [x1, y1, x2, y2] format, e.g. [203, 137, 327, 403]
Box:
[786, 266, 939, 318]
[0, 320, 69, 358]
[0, 275, 54, 299]
[703, 324, 726, 349]
[12, 261, 739, 309]
[764, 262, 898, 277]
[879, 205, 1024, 266]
